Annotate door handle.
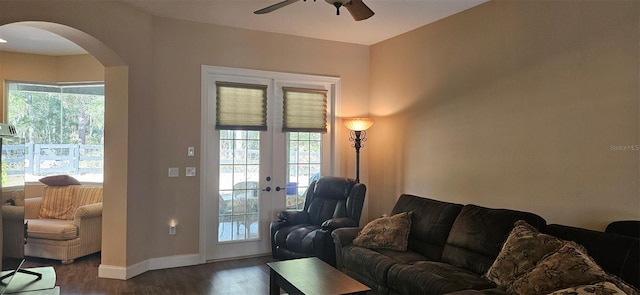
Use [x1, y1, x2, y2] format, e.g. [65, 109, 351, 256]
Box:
[275, 186, 282, 192]
[262, 187, 271, 192]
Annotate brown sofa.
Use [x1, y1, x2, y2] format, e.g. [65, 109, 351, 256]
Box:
[333, 194, 639, 294]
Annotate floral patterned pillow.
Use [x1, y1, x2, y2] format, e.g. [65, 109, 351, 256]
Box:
[485, 220, 565, 288]
[548, 281, 626, 295]
[508, 242, 611, 295]
[353, 211, 412, 251]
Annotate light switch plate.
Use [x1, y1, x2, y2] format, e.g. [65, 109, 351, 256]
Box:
[168, 167, 179, 177]
[186, 167, 196, 177]
[188, 147, 195, 157]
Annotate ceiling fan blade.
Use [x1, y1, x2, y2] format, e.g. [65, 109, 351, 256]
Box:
[254, 0, 300, 14]
[344, 0, 374, 21]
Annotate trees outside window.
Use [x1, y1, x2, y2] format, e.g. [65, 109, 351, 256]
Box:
[6, 81, 105, 182]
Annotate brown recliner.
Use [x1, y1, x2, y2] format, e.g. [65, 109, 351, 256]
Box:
[270, 176, 366, 266]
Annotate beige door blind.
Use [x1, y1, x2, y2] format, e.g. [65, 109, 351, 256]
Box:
[282, 87, 327, 133]
[216, 82, 268, 131]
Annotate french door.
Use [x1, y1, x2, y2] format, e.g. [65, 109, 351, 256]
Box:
[201, 66, 340, 261]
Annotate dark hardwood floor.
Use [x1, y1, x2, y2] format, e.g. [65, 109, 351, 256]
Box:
[7, 253, 278, 295]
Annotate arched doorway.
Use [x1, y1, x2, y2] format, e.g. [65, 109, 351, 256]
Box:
[0, 21, 129, 276]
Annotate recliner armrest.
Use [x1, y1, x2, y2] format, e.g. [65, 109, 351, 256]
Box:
[321, 217, 358, 231]
[277, 210, 309, 225]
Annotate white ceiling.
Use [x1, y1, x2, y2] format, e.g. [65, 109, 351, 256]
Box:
[0, 0, 488, 56]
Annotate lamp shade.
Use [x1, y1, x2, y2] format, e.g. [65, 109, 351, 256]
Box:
[344, 118, 374, 131]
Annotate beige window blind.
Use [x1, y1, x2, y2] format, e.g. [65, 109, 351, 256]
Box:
[282, 87, 327, 133]
[216, 82, 268, 131]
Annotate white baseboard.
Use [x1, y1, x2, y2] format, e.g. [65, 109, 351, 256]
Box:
[98, 253, 201, 280]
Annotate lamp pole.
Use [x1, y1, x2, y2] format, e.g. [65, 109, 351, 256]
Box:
[350, 130, 365, 183]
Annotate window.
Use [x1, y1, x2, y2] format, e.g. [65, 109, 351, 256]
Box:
[286, 132, 322, 209]
[6, 81, 105, 182]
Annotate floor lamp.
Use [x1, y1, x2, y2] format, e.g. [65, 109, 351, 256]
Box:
[344, 118, 374, 183]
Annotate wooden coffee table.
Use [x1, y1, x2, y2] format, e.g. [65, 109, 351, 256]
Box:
[267, 257, 370, 295]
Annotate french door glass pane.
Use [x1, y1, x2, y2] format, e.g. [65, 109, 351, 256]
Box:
[218, 130, 260, 242]
[286, 132, 322, 210]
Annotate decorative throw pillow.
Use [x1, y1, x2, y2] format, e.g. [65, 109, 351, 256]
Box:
[39, 186, 77, 220]
[353, 211, 412, 251]
[508, 241, 611, 295]
[485, 220, 564, 288]
[547, 281, 626, 295]
[39, 175, 81, 186]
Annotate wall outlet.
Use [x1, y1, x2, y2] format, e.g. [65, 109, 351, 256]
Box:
[169, 225, 176, 235]
[186, 167, 196, 177]
[168, 167, 179, 177]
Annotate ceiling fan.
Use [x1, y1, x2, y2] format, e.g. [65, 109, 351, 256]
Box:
[254, 0, 375, 21]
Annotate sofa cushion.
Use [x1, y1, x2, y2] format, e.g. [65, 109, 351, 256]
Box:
[508, 242, 610, 295]
[390, 194, 463, 261]
[39, 186, 77, 220]
[387, 261, 495, 294]
[26, 218, 77, 240]
[341, 245, 427, 287]
[485, 220, 564, 288]
[441, 204, 547, 275]
[353, 212, 412, 251]
[39, 175, 81, 186]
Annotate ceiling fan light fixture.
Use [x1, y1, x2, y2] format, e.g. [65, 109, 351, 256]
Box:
[255, 0, 373, 21]
[325, 0, 350, 15]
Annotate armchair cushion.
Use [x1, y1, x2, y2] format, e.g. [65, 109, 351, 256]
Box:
[39, 186, 76, 220]
[27, 219, 77, 240]
[353, 212, 412, 251]
[72, 186, 103, 212]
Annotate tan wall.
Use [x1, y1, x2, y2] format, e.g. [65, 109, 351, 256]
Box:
[1, 0, 370, 268]
[368, 1, 640, 230]
[148, 17, 370, 258]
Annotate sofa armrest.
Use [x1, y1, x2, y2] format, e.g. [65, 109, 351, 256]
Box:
[24, 197, 43, 219]
[332, 227, 361, 270]
[277, 210, 309, 225]
[321, 217, 358, 231]
[332, 227, 361, 247]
